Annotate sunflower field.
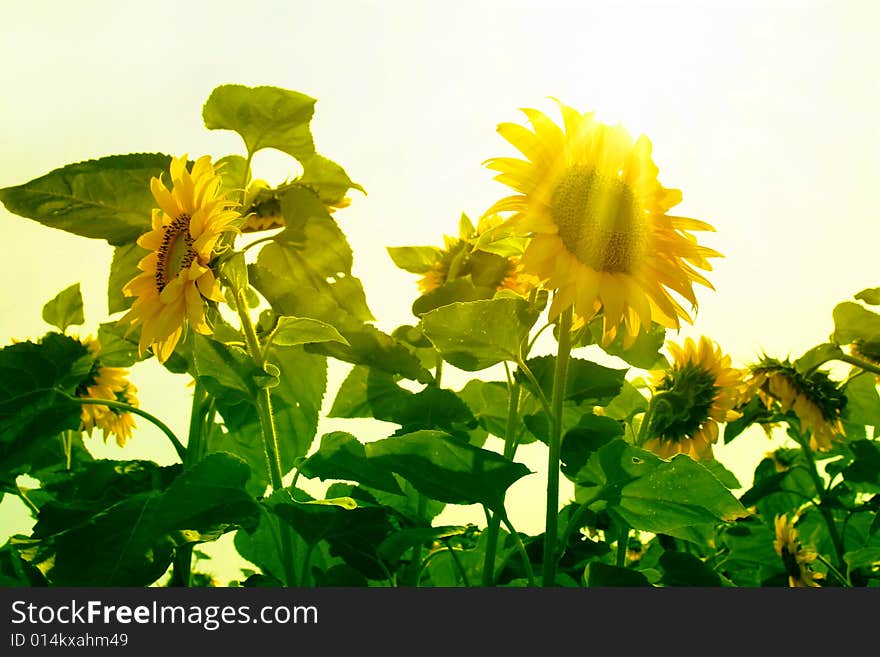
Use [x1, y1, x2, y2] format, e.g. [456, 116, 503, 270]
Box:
[0, 82, 878, 590]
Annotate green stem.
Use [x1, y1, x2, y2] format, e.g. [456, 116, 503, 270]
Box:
[500, 512, 536, 587]
[67, 394, 185, 460]
[837, 354, 880, 376]
[814, 553, 851, 587]
[442, 541, 472, 587]
[616, 525, 629, 568]
[515, 358, 553, 419]
[481, 379, 521, 586]
[15, 485, 40, 516]
[542, 306, 573, 587]
[61, 430, 74, 470]
[300, 543, 315, 586]
[797, 435, 846, 569]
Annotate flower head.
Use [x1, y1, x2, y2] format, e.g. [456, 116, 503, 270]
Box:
[120, 155, 240, 362]
[77, 338, 138, 446]
[643, 336, 743, 461]
[406, 214, 539, 297]
[744, 358, 846, 452]
[485, 102, 720, 346]
[773, 514, 823, 587]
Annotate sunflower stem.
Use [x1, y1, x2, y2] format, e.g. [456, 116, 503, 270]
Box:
[796, 435, 846, 570]
[65, 394, 185, 460]
[481, 374, 522, 586]
[837, 354, 880, 376]
[500, 511, 536, 587]
[542, 305, 573, 586]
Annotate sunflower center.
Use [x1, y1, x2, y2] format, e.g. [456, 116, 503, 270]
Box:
[651, 363, 718, 442]
[549, 165, 648, 273]
[155, 214, 196, 292]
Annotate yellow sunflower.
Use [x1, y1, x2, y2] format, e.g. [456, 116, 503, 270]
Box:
[77, 338, 139, 447]
[121, 155, 240, 362]
[415, 214, 539, 297]
[773, 514, 823, 587]
[642, 336, 743, 461]
[744, 358, 846, 452]
[484, 102, 720, 345]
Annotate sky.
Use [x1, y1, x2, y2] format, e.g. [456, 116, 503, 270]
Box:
[1, 0, 878, 581]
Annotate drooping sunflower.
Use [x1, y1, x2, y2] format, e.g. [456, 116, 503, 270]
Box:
[412, 214, 539, 297]
[744, 358, 846, 452]
[773, 514, 823, 587]
[485, 102, 720, 345]
[77, 338, 138, 447]
[121, 155, 240, 362]
[643, 336, 743, 461]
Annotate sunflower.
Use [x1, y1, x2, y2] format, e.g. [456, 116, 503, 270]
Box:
[415, 214, 539, 297]
[77, 338, 138, 446]
[773, 514, 823, 587]
[120, 155, 240, 362]
[642, 336, 743, 461]
[484, 102, 720, 345]
[744, 358, 846, 452]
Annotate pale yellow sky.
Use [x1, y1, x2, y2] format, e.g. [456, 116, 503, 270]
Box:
[1, 0, 878, 579]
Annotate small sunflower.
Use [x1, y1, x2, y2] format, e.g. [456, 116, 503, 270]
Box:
[120, 155, 240, 362]
[773, 514, 823, 588]
[643, 336, 743, 461]
[414, 214, 539, 297]
[744, 358, 846, 452]
[77, 338, 138, 447]
[240, 180, 352, 233]
[485, 102, 720, 346]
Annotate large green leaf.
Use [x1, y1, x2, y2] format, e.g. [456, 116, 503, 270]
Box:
[42, 283, 84, 332]
[364, 430, 530, 510]
[0, 333, 94, 448]
[387, 246, 445, 274]
[297, 154, 365, 206]
[250, 188, 429, 382]
[518, 355, 627, 405]
[19, 452, 260, 585]
[0, 153, 170, 246]
[107, 242, 145, 314]
[585, 562, 652, 587]
[95, 321, 144, 367]
[300, 432, 403, 495]
[202, 84, 316, 159]
[328, 366, 473, 434]
[411, 277, 498, 317]
[420, 297, 540, 371]
[578, 317, 668, 369]
[574, 439, 748, 541]
[833, 301, 880, 345]
[193, 334, 267, 406]
[855, 287, 880, 305]
[456, 379, 542, 446]
[844, 373, 880, 427]
[267, 316, 349, 349]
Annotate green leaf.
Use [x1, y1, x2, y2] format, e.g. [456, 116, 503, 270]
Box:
[300, 432, 403, 495]
[842, 440, 880, 489]
[844, 373, 880, 427]
[364, 430, 530, 509]
[585, 562, 652, 587]
[833, 301, 880, 345]
[703, 459, 741, 489]
[411, 277, 498, 317]
[42, 283, 85, 332]
[740, 456, 817, 519]
[855, 287, 880, 305]
[219, 251, 249, 293]
[215, 155, 250, 195]
[193, 334, 263, 405]
[581, 317, 668, 369]
[456, 379, 541, 445]
[328, 366, 474, 433]
[560, 414, 625, 479]
[0, 153, 171, 246]
[0, 333, 94, 448]
[387, 246, 444, 274]
[95, 321, 144, 367]
[297, 154, 365, 205]
[21, 452, 260, 585]
[845, 547, 880, 570]
[795, 343, 844, 373]
[518, 355, 627, 405]
[377, 526, 469, 564]
[107, 242, 145, 314]
[658, 551, 723, 586]
[420, 297, 539, 371]
[601, 380, 649, 421]
[202, 84, 316, 159]
[574, 440, 748, 541]
[268, 316, 349, 349]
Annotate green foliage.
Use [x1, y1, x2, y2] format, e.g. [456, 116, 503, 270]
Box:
[203, 84, 316, 159]
[518, 355, 627, 405]
[420, 297, 540, 371]
[833, 301, 880, 345]
[42, 283, 84, 332]
[387, 246, 445, 274]
[18, 453, 260, 585]
[0, 153, 171, 246]
[364, 430, 530, 510]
